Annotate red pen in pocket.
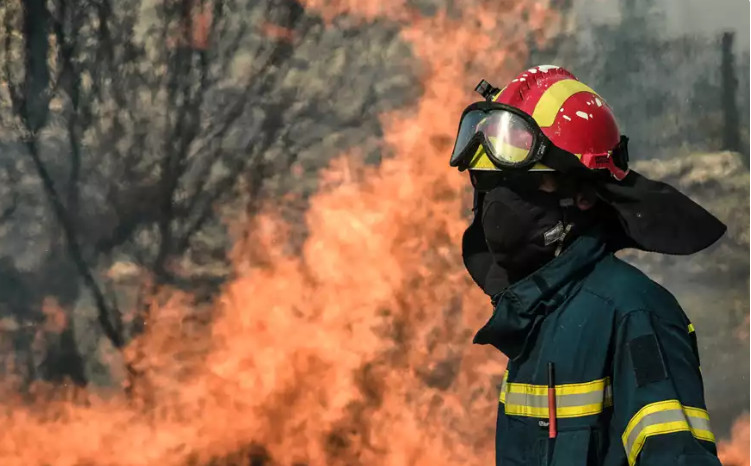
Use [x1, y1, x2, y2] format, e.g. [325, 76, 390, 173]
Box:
[547, 362, 557, 439]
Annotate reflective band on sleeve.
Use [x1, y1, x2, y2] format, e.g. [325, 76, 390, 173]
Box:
[622, 400, 715, 466]
[498, 371, 612, 418]
[688, 323, 695, 333]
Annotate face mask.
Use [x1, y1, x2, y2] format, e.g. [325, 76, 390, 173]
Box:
[480, 184, 574, 282]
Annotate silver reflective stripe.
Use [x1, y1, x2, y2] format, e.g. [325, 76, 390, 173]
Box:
[498, 372, 612, 418]
[687, 413, 713, 434]
[505, 390, 609, 409]
[686, 416, 712, 432]
[624, 408, 687, 455]
[622, 401, 715, 466]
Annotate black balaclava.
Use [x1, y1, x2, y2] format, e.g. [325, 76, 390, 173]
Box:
[462, 163, 727, 298]
[476, 172, 599, 284]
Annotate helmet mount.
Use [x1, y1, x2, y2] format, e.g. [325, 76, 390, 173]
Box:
[474, 79, 501, 102]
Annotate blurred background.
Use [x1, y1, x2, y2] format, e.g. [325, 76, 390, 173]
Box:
[0, 0, 747, 465]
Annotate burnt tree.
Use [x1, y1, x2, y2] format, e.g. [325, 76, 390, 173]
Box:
[0, 0, 309, 386]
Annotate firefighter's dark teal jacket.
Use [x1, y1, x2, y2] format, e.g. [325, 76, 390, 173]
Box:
[473, 228, 721, 466]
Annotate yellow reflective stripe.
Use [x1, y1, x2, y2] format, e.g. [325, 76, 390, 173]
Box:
[499, 371, 508, 403]
[506, 376, 609, 396]
[532, 79, 602, 128]
[628, 421, 691, 466]
[498, 371, 612, 419]
[627, 421, 714, 466]
[622, 400, 715, 466]
[685, 405, 714, 442]
[692, 428, 716, 443]
[623, 400, 681, 442]
[503, 399, 613, 418]
[684, 406, 709, 420]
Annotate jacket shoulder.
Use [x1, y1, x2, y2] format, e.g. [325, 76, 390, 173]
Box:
[581, 254, 688, 325]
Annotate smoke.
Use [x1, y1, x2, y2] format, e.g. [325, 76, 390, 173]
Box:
[0, 1, 558, 464]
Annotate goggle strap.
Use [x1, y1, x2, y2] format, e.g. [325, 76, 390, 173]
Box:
[540, 145, 594, 178]
[472, 189, 484, 213]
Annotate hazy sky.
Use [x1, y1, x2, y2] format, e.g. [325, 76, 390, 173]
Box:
[575, 0, 750, 49]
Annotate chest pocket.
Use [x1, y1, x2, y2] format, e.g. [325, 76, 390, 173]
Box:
[541, 428, 602, 466]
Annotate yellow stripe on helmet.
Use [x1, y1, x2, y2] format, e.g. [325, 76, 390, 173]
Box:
[467, 79, 598, 171]
[492, 87, 506, 101]
[532, 79, 603, 128]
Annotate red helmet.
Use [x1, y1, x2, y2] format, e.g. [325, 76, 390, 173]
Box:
[457, 65, 726, 265]
[464, 65, 625, 178]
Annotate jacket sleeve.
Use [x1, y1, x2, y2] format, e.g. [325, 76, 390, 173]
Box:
[612, 309, 721, 466]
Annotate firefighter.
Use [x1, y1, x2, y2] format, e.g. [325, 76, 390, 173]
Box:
[450, 65, 727, 466]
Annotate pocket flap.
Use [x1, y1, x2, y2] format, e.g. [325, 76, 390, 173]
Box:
[550, 429, 591, 466]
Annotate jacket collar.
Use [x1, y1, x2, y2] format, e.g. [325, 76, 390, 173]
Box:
[473, 229, 609, 360]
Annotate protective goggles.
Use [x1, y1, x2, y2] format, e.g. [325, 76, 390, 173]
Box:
[448, 101, 629, 180]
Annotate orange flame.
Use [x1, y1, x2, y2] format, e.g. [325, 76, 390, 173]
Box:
[719, 415, 750, 466]
[0, 2, 566, 465]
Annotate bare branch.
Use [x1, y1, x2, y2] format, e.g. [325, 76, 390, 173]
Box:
[20, 0, 51, 132]
[0, 163, 18, 225]
[23, 136, 125, 348]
